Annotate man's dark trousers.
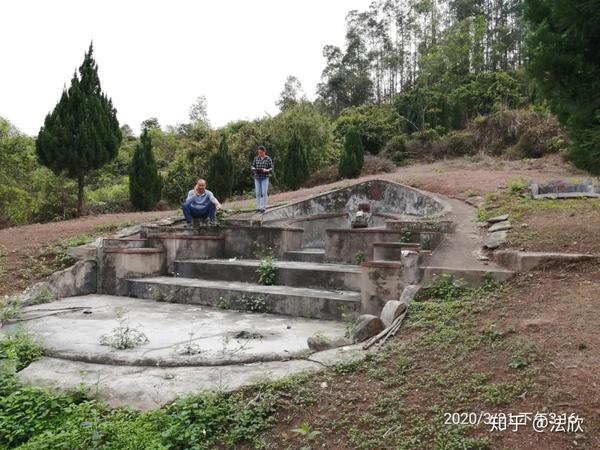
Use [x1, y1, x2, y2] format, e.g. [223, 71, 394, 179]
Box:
[182, 201, 216, 224]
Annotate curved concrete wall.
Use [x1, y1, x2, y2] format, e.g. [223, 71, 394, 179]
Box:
[262, 179, 449, 222]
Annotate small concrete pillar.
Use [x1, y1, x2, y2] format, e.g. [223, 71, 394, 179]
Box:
[360, 261, 404, 316]
[401, 250, 421, 284]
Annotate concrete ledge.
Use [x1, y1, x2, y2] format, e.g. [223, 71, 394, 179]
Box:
[421, 266, 515, 287]
[158, 234, 225, 240]
[361, 260, 402, 269]
[494, 250, 600, 272]
[103, 248, 164, 254]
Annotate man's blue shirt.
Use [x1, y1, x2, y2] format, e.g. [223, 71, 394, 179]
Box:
[185, 189, 218, 207]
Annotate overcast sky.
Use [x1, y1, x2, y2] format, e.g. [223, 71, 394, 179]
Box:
[1, 0, 373, 136]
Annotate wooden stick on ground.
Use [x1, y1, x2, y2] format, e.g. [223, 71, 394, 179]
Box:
[363, 311, 407, 350]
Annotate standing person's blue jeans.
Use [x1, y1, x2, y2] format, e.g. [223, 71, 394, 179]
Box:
[255, 177, 269, 212]
[182, 201, 216, 224]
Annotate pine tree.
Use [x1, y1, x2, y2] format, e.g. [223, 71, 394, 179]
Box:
[207, 136, 234, 201]
[282, 131, 309, 190]
[339, 128, 364, 178]
[129, 129, 162, 211]
[36, 43, 121, 215]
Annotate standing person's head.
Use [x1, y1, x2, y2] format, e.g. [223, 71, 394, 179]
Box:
[257, 145, 267, 158]
[195, 179, 207, 194]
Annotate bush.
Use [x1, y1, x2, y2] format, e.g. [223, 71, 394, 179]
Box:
[86, 180, 131, 214]
[339, 128, 364, 179]
[129, 129, 162, 211]
[361, 155, 396, 175]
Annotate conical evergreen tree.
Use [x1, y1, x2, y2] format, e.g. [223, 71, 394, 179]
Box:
[282, 131, 309, 190]
[129, 129, 162, 211]
[207, 136, 234, 201]
[36, 42, 121, 215]
[339, 127, 364, 179]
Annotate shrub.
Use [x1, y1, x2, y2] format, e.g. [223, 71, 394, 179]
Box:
[129, 129, 162, 211]
[339, 128, 364, 179]
[86, 180, 131, 214]
[207, 136, 234, 201]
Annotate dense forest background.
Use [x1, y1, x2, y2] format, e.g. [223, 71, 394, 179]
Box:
[0, 0, 588, 227]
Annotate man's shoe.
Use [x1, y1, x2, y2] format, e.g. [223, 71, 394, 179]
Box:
[208, 219, 218, 226]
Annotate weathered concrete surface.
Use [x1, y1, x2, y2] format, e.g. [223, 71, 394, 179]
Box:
[7, 295, 348, 366]
[22, 260, 97, 305]
[128, 277, 360, 321]
[494, 250, 600, 272]
[18, 356, 323, 410]
[283, 248, 325, 263]
[260, 179, 451, 221]
[325, 228, 406, 263]
[360, 261, 404, 316]
[531, 180, 600, 199]
[100, 248, 165, 295]
[175, 258, 362, 291]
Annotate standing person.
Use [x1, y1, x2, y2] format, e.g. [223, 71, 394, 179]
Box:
[181, 179, 222, 226]
[251, 145, 273, 213]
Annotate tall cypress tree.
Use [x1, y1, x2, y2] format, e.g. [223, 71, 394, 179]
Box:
[36, 43, 121, 215]
[129, 129, 162, 211]
[339, 127, 364, 179]
[282, 131, 309, 190]
[207, 136, 234, 201]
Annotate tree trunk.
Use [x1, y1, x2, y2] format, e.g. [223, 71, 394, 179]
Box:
[77, 174, 85, 217]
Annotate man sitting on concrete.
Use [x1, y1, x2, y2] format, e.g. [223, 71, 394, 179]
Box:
[182, 179, 222, 226]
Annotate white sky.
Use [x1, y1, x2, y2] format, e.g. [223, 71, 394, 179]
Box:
[1, 0, 373, 136]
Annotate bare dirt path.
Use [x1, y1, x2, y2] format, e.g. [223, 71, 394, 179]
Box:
[0, 210, 175, 295]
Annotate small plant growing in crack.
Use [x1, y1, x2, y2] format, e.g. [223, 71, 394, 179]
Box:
[354, 250, 365, 265]
[177, 332, 203, 355]
[256, 256, 276, 285]
[100, 308, 149, 350]
[216, 296, 232, 310]
[239, 294, 269, 313]
[149, 287, 175, 303]
[338, 305, 358, 338]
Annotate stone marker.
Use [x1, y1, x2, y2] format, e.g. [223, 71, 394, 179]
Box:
[487, 214, 509, 224]
[380, 300, 408, 328]
[488, 220, 512, 233]
[483, 230, 507, 249]
[351, 314, 385, 343]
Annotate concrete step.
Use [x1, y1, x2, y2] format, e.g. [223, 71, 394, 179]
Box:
[420, 266, 516, 287]
[128, 277, 360, 320]
[175, 259, 361, 291]
[283, 248, 325, 263]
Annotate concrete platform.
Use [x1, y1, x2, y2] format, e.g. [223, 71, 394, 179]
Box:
[174, 258, 361, 291]
[128, 277, 361, 320]
[6, 295, 349, 366]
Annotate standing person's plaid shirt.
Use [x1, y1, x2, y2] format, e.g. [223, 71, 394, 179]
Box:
[252, 156, 273, 179]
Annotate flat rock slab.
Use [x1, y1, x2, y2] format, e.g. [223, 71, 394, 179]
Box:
[487, 214, 509, 223]
[307, 344, 367, 367]
[5, 295, 347, 366]
[488, 220, 512, 233]
[18, 356, 322, 410]
[483, 230, 508, 249]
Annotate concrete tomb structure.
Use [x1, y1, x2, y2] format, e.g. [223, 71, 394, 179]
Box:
[6, 179, 516, 409]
